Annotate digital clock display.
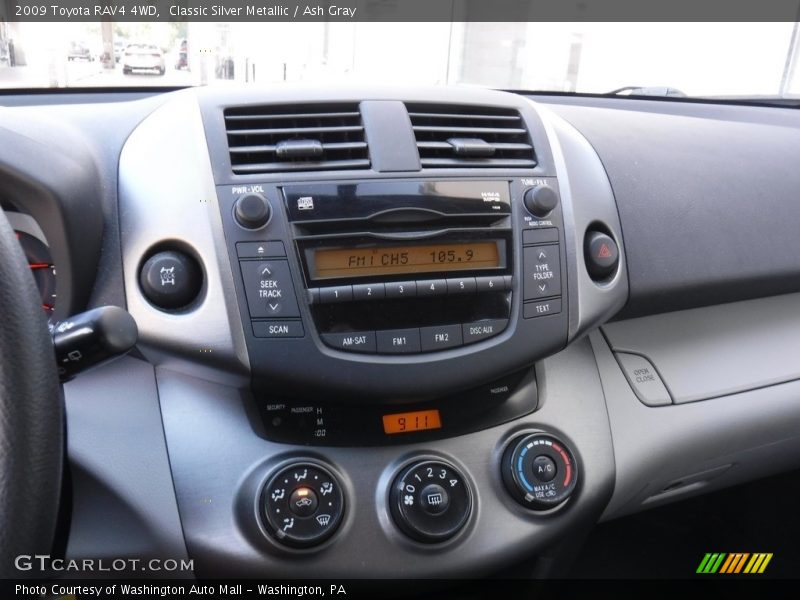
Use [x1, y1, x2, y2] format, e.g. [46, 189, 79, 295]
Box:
[310, 241, 501, 280]
[382, 409, 442, 435]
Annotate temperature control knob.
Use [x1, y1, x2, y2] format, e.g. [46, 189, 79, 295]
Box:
[502, 433, 578, 510]
[390, 460, 472, 543]
[261, 462, 344, 548]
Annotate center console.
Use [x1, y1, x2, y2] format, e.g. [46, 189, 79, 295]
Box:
[115, 86, 628, 575]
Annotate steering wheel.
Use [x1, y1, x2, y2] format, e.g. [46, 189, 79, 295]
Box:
[0, 208, 64, 577]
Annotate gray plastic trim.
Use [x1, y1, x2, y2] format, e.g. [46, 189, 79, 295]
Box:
[4, 211, 47, 244]
[118, 90, 249, 384]
[158, 339, 615, 578]
[533, 103, 628, 343]
[64, 357, 189, 573]
[603, 293, 800, 404]
[590, 328, 800, 520]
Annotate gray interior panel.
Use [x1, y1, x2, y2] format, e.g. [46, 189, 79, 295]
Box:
[158, 339, 614, 578]
[546, 101, 800, 317]
[63, 357, 189, 572]
[603, 293, 800, 403]
[590, 327, 800, 521]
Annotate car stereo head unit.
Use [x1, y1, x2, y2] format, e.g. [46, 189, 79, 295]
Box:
[283, 181, 514, 354]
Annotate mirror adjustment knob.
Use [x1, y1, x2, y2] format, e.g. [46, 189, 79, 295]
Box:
[523, 185, 559, 217]
[234, 193, 271, 229]
[502, 433, 578, 510]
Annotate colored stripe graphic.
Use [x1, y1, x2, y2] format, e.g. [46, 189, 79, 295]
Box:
[697, 552, 773, 574]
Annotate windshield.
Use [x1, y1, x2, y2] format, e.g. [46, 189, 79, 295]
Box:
[1, 21, 798, 98]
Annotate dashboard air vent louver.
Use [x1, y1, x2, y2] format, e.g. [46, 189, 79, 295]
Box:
[407, 104, 536, 169]
[224, 104, 370, 174]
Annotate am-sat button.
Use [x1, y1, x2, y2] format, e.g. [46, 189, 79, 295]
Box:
[462, 319, 509, 344]
[322, 331, 377, 353]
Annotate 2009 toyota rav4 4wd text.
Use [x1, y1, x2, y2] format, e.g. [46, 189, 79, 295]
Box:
[1, 5, 800, 595]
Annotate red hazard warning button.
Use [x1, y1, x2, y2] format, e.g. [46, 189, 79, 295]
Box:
[584, 232, 619, 280]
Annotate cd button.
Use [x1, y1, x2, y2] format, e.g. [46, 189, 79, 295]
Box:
[462, 319, 509, 344]
[416, 279, 448, 297]
[420, 324, 463, 351]
[376, 328, 421, 354]
[446, 277, 477, 295]
[385, 281, 417, 299]
[319, 285, 353, 303]
[352, 282, 386, 301]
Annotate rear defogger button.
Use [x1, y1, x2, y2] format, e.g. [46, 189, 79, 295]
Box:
[615, 352, 673, 407]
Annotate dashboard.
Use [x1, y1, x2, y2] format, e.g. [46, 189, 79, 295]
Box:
[2, 84, 800, 581]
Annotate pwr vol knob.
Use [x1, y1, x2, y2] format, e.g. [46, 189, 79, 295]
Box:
[502, 433, 578, 511]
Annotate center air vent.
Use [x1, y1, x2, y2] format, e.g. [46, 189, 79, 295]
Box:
[224, 104, 370, 174]
[407, 104, 536, 169]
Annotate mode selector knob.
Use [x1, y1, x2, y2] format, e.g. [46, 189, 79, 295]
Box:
[523, 185, 559, 217]
[234, 193, 271, 229]
[502, 433, 578, 511]
[261, 462, 345, 548]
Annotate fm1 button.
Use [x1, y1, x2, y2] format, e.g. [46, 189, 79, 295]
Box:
[139, 250, 203, 310]
[289, 487, 318, 517]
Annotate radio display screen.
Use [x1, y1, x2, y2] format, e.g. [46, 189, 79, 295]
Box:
[310, 241, 502, 280]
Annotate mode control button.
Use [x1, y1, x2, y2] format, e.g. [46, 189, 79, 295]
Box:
[523, 245, 561, 300]
[523, 298, 562, 319]
[615, 352, 673, 407]
[376, 328, 421, 354]
[352, 283, 386, 301]
[385, 281, 417, 299]
[462, 319, 508, 345]
[236, 241, 286, 259]
[319, 285, 353, 303]
[420, 324, 463, 352]
[446, 276, 476, 295]
[475, 275, 507, 293]
[240, 261, 300, 318]
[322, 331, 377, 353]
[262, 462, 345, 548]
[416, 279, 448, 297]
[253, 320, 305, 338]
